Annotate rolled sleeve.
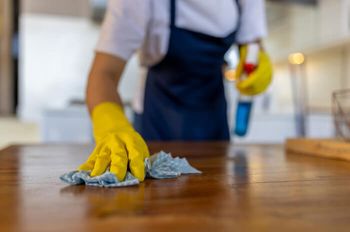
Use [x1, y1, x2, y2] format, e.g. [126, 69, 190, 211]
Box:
[235, 0, 268, 44]
[95, 0, 150, 60]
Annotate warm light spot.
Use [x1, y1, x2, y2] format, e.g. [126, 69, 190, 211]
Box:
[225, 69, 237, 81]
[288, 53, 305, 65]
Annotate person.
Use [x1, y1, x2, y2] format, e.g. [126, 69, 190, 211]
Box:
[78, 0, 273, 182]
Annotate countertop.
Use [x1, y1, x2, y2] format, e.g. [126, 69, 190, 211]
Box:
[1, 142, 350, 231]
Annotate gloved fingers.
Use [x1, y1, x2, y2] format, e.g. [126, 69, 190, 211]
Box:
[240, 59, 273, 96]
[78, 143, 103, 171]
[235, 45, 248, 79]
[237, 64, 272, 95]
[122, 135, 147, 181]
[237, 51, 273, 96]
[91, 145, 112, 177]
[236, 51, 265, 89]
[110, 139, 128, 181]
[253, 65, 273, 94]
[128, 148, 146, 182]
[119, 131, 150, 159]
[132, 132, 150, 159]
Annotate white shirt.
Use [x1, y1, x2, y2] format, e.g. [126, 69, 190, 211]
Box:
[95, 0, 268, 113]
[96, 0, 267, 66]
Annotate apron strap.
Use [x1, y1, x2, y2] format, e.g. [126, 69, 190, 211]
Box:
[170, 0, 176, 28]
[235, 0, 242, 15]
[235, 0, 242, 33]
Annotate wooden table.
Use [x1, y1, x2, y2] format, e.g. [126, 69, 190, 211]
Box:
[1, 143, 350, 232]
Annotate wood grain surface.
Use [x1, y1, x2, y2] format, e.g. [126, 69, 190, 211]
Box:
[1, 142, 350, 232]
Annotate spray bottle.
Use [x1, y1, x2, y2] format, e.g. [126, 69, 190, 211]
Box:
[234, 43, 259, 137]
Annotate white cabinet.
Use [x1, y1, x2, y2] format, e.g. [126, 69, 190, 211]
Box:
[41, 106, 92, 143]
[234, 113, 335, 144]
[40, 104, 134, 143]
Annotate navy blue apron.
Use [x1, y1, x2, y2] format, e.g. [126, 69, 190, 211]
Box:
[135, 0, 240, 141]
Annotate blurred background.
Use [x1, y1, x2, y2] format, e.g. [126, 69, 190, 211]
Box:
[0, 0, 348, 148]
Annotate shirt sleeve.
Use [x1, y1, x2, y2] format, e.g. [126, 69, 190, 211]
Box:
[235, 0, 268, 44]
[95, 0, 150, 60]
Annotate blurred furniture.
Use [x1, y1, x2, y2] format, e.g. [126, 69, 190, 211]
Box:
[41, 105, 92, 143]
[285, 88, 350, 162]
[41, 107, 334, 144]
[286, 138, 350, 162]
[23, 0, 90, 17]
[234, 112, 334, 143]
[0, 0, 19, 115]
[23, 0, 107, 22]
[89, 0, 107, 23]
[289, 54, 308, 137]
[333, 89, 350, 140]
[1, 142, 350, 231]
[41, 102, 133, 143]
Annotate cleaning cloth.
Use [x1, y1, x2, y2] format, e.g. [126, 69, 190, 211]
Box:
[60, 151, 201, 187]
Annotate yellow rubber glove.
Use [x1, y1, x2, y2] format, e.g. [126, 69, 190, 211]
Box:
[236, 45, 273, 96]
[78, 102, 149, 181]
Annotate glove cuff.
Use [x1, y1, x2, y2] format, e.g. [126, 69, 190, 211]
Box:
[91, 102, 133, 141]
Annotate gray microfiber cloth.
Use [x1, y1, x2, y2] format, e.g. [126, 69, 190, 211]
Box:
[60, 151, 201, 188]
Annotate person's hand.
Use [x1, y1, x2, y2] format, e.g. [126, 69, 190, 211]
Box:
[78, 102, 149, 181]
[235, 44, 273, 96]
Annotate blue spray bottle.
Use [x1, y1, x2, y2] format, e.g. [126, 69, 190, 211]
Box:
[234, 43, 259, 137]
